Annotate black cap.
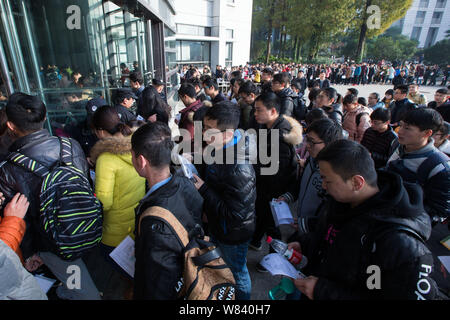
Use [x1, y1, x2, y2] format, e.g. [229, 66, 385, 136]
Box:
[86, 97, 108, 115]
[115, 88, 138, 101]
[152, 78, 165, 86]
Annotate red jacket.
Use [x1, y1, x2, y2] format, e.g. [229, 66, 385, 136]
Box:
[179, 100, 204, 141]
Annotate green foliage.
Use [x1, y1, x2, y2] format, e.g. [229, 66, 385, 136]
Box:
[365, 35, 418, 61]
[424, 39, 450, 67]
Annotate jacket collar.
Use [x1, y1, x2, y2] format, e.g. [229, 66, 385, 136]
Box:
[9, 129, 50, 152]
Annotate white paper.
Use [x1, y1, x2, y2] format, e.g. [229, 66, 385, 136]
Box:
[270, 200, 294, 227]
[34, 274, 56, 294]
[259, 253, 302, 279]
[177, 154, 198, 180]
[438, 256, 450, 273]
[109, 236, 136, 278]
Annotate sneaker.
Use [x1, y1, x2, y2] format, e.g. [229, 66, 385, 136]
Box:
[255, 262, 268, 273]
[248, 241, 262, 251]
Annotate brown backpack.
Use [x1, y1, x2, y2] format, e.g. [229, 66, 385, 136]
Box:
[138, 206, 236, 300]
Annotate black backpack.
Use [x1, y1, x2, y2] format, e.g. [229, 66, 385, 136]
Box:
[8, 137, 103, 260]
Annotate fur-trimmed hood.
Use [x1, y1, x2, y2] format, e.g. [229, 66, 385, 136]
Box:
[90, 135, 133, 164]
[281, 115, 303, 146]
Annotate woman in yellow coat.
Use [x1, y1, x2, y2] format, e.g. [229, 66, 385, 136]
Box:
[90, 107, 146, 252]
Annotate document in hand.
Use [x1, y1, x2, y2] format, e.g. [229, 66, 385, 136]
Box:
[270, 199, 294, 227]
[109, 236, 136, 278]
[259, 253, 305, 279]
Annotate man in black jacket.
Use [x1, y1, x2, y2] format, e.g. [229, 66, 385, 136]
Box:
[272, 72, 298, 117]
[289, 140, 439, 300]
[132, 122, 203, 300]
[390, 85, 417, 126]
[192, 102, 256, 300]
[0, 93, 100, 300]
[113, 88, 138, 124]
[250, 92, 303, 267]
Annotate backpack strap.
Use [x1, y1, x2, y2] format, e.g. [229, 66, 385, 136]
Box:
[58, 137, 74, 166]
[138, 206, 189, 247]
[7, 152, 49, 178]
[416, 150, 450, 186]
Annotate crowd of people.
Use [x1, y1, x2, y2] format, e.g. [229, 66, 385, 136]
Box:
[180, 61, 449, 89]
[0, 57, 449, 301]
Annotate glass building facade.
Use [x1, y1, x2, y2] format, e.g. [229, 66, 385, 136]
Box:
[0, 0, 176, 134]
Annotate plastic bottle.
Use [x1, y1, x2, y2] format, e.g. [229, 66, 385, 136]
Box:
[266, 236, 308, 269]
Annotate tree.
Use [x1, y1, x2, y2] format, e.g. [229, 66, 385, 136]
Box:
[353, 0, 413, 62]
[424, 39, 450, 67]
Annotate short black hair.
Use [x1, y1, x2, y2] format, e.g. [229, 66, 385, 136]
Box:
[131, 122, 174, 168]
[370, 92, 380, 101]
[401, 108, 443, 133]
[385, 89, 394, 96]
[347, 88, 359, 97]
[204, 101, 240, 131]
[370, 108, 391, 123]
[306, 118, 343, 146]
[308, 88, 321, 103]
[178, 83, 197, 99]
[358, 97, 367, 107]
[231, 70, 242, 79]
[321, 87, 338, 102]
[129, 71, 143, 85]
[255, 91, 281, 114]
[204, 78, 219, 91]
[316, 139, 378, 187]
[273, 72, 291, 86]
[238, 80, 259, 95]
[262, 68, 273, 75]
[394, 84, 409, 95]
[436, 88, 448, 95]
[187, 77, 201, 88]
[343, 94, 358, 105]
[437, 121, 450, 136]
[6, 93, 47, 133]
[305, 108, 328, 126]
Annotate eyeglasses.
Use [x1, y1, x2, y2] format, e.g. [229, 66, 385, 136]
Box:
[305, 136, 324, 145]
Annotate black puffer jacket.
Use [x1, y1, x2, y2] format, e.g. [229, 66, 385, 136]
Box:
[0, 129, 89, 259]
[256, 115, 303, 199]
[390, 98, 417, 125]
[322, 103, 343, 125]
[297, 171, 440, 300]
[134, 172, 203, 300]
[277, 88, 298, 118]
[198, 131, 257, 245]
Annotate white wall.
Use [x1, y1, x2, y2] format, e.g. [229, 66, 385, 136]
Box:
[172, 0, 253, 67]
[399, 0, 450, 48]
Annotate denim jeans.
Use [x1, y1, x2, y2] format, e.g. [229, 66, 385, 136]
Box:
[214, 240, 252, 300]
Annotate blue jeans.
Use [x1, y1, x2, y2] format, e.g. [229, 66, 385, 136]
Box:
[214, 240, 252, 300]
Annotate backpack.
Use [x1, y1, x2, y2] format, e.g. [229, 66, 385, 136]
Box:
[138, 206, 236, 300]
[7, 137, 103, 261]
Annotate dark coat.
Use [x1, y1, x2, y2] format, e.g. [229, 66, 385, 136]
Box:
[0, 130, 89, 259]
[277, 88, 298, 118]
[198, 131, 256, 245]
[360, 126, 399, 169]
[133, 172, 203, 300]
[322, 104, 344, 125]
[390, 99, 417, 124]
[297, 171, 439, 300]
[255, 115, 303, 199]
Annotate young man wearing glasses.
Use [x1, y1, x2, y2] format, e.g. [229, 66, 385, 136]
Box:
[278, 119, 344, 235]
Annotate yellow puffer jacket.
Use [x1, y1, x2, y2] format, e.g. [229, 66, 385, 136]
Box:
[90, 136, 146, 247]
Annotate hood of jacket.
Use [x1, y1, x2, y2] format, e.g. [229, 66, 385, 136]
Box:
[276, 115, 303, 146]
[90, 135, 133, 165]
[328, 170, 432, 241]
[278, 87, 298, 100]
